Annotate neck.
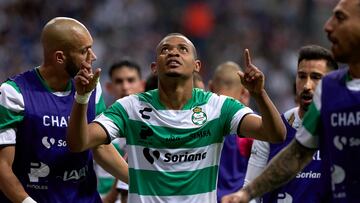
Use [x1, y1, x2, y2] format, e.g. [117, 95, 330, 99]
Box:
[39, 64, 71, 92]
[158, 77, 193, 110]
[348, 62, 360, 79]
[298, 107, 305, 119]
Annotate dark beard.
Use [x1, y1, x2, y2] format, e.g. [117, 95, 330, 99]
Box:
[301, 104, 309, 112]
[65, 57, 79, 78]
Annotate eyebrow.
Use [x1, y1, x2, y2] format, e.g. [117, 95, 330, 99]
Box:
[79, 45, 92, 51]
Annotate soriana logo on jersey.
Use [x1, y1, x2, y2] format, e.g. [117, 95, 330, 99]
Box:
[191, 107, 207, 125]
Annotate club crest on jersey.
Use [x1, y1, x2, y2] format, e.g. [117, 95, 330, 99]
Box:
[191, 107, 207, 125]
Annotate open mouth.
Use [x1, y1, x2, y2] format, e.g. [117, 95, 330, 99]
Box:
[301, 93, 313, 104]
[166, 59, 182, 67]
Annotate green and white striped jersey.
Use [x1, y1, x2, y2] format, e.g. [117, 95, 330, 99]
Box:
[0, 68, 106, 145]
[94, 88, 253, 203]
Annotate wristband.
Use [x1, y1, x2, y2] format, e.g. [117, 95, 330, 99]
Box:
[75, 91, 92, 104]
[22, 197, 37, 203]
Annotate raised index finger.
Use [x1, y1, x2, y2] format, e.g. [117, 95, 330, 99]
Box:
[244, 49, 252, 70]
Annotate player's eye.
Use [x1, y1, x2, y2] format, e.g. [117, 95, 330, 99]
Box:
[161, 47, 169, 54]
[179, 46, 188, 53]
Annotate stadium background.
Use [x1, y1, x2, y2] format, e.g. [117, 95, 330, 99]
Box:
[0, 0, 337, 111]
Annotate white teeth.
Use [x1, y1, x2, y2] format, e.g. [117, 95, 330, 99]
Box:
[168, 60, 180, 65]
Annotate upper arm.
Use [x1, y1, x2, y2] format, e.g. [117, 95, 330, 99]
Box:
[93, 101, 128, 141]
[238, 114, 265, 140]
[87, 122, 111, 148]
[0, 145, 15, 170]
[221, 96, 253, 135]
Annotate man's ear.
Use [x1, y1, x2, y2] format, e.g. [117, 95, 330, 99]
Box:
[54, 51, 65, 64]
[150, 62, 158, 75]
[194, 60, 201, 73]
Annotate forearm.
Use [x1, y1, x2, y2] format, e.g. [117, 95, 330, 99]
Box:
[0, 164, 29, 203]
[243, 140, 315, 199]
[67, 102, 90, 152]
[92, 144, 129, 184]
[244, 141, 269, 185]
[252, 90, 285, 142]
[102, 181, 119, 203]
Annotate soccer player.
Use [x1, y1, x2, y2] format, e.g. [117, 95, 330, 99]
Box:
[0, 17, 127, 203]
[67, 33, 286, 203]
[222, 0, 360, 202]
[100, 60, 144, 203]
[244, 45, 337, 203]
[207, 61, 253, 203]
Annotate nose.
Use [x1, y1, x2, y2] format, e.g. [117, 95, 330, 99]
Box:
[122, 80, 131, 90]
[323, 16, 333, 34]
[89, 48, 97, 62]
[303, 77, 312, 91]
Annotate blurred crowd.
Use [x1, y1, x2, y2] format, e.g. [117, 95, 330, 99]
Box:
[0, 0, 337, 111]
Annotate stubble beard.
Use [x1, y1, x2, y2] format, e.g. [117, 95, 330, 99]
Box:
[65, 57, 79, 78]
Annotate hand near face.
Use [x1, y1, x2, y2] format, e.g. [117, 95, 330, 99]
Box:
[221, 190, 251, 203]
[238, 49, 265, 95]
[74, 55, 101, 95]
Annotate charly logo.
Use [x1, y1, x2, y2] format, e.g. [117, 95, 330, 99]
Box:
[42, 136, 55, 149]
[143, 148, 160, 164]
[28, 162, 50, 183]
[139, 107, 152, 119]
[191, 107, 207, 125]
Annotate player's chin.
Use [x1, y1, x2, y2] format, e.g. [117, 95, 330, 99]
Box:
[165, 72, 183, 77]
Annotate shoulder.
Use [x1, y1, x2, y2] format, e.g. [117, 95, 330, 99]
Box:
[283, 107, 299, 123]
[0, 80, 24, 112]
[193, 88, 213, 102]
[112, 94, 142, 111]
[325, 68, 347, 80]
[321, 68, 348, 88]
[1, 80, 21, 95]
[8, 69, 36, 84]
[136, 89, 158, 104]
[283, 107, 302, 130]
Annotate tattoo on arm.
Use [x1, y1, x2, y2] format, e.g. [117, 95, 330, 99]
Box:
[244, 139, 316, 198]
